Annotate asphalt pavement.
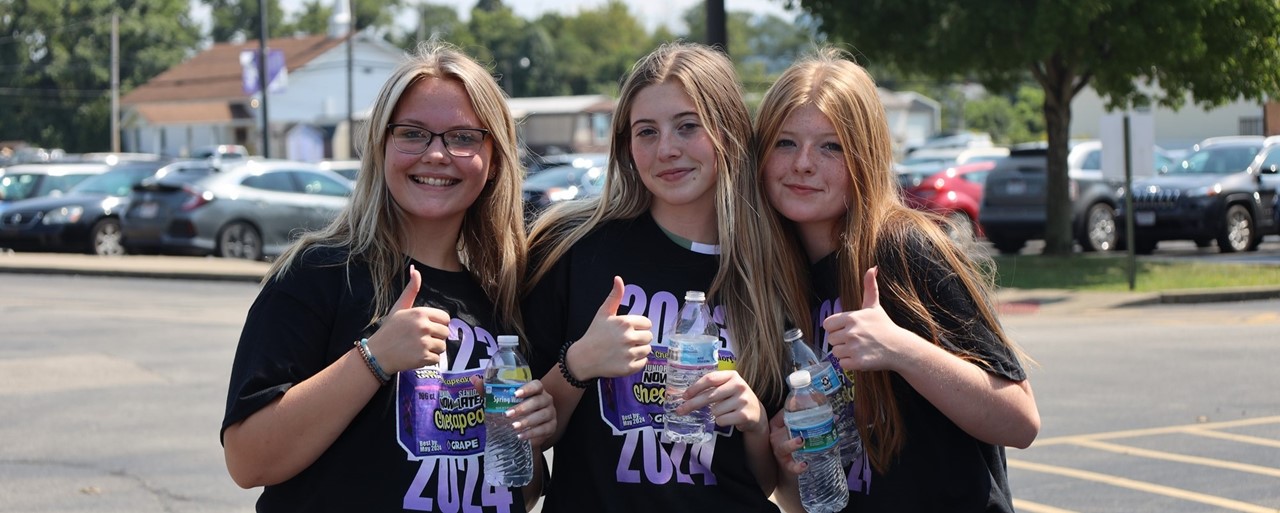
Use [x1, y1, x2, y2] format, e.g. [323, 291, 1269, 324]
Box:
[2, 250, 1278, 316]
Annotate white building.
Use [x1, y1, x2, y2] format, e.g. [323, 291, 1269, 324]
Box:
[880, 89, 942, 158]
[121, 14, 404, 161]
[1071, 86, 1266, 152]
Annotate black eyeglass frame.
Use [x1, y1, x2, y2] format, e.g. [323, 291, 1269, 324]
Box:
[385, 123, 491, 157]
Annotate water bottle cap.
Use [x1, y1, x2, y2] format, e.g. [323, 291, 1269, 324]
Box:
[783, 328, 803, 342]
[684, 290, 706, 302]
[497, 335, 519, 347]
[788, 369, 811, 388]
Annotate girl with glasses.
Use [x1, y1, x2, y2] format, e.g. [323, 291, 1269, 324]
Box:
[221, 42, 555, 512]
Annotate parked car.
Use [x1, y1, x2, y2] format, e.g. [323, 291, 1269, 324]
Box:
[1118, 136, 1276, 254]
[121, 159, 352, 260]
[525, 152, 608, 176]
[0, 160, 209, 255]
[191, 144, 250, 160]
[896, 147, 1009, 191]
[522, 158, 608, 222]
[902, 160, 997, 238]
[0, 163, 111, 205]
[980, 140, 1172, 254]
[318, 159, 361, 181]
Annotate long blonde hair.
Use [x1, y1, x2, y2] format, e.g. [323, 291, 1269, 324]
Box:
[755, 47, 1029, 471]
[528, 42, 804, 406]
[269, 41, 527, 334]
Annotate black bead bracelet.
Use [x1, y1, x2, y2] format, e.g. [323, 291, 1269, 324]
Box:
[558, 339, 594, 389]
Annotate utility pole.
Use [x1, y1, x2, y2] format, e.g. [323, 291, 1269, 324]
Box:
[346, 0, 354, 159]
[258, 0, 271, 158]
[706, 0, 727, 54]
[111, 12, 120, 153]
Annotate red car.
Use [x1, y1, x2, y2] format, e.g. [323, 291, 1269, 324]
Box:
[901, 160, 996, 238]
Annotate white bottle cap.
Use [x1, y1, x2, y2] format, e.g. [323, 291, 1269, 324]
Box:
[497, 335, 519, 347]
[684, 290, 706, 302]
[788, 369, 811, 388]
[784, 328, 803, 342]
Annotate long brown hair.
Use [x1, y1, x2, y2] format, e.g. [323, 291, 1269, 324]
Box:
[528, 42, 805, 406]
[270, 41, 526, 336]
[755, 47, 1030, 472]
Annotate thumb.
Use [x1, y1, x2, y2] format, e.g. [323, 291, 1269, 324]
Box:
[861, 266, 881, 310]
[393, 264, 422, 312]
[596, 276, 626, 318]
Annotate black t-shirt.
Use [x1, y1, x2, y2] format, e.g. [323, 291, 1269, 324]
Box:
[222, 246, 528, 512]
[809, 233, 1025, 513]
[523, 213, 781, 513]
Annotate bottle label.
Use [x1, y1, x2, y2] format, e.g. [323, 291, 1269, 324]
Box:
[788, 417, 838, 453]
[484, 383, 523, 413]
[597, 342, 736, 436]
[809, 364, 843, 396]
[396, 367, 487, 458]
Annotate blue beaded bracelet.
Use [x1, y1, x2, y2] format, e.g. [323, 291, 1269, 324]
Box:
[354, 338, 392, 385]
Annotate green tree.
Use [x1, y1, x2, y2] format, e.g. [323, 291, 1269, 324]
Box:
[290, 0, 403, 36]
[965, 85, 1046, 145]
[680, 3, 817, 94]
[0, 0, 201, 151]
[794, 0, 1280, 255]
[397, 2, 474, 49]
[532, 1, 649, 96]
[203, 0, 291, 42]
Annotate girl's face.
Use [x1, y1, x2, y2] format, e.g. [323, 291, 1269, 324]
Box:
[763, 103, 851, 233]
[628, 81, 719, 212]
[383, 77, 492, 232]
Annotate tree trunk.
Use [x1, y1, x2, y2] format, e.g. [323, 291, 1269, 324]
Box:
[1040, 59, 1076, 256]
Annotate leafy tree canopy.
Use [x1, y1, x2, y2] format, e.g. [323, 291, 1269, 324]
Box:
[794, 0, 1280, 254]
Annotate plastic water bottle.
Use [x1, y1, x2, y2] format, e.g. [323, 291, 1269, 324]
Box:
[784, 369, 849, 513]
[785, 328, 862, 465]
[483, 335, 533, 487]
[662, 290, 719, 444]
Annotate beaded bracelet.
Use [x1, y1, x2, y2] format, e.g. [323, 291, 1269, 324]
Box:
[354, 338, 392, 386]
[558, 339, 594, 389]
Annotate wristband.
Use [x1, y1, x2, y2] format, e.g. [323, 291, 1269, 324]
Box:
[354, 338, 392, 386]
[558, 339, 594, 389]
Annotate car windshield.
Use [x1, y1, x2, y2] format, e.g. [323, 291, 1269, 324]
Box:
[1172, 145, 1262, 175]
[0, 172, 91, 201]
[525, 166, 586, 188]
[70, 166, 160, 196]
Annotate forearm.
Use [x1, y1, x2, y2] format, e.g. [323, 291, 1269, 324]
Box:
[223, 348, 382, 487]
[744, 427, 779, 496]
[540, 364, 585, 447]
[771, 471, 804, 513]
[897, 339, 1040, 448]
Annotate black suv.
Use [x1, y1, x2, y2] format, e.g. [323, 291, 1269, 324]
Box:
[1118, 136, 1277, 254]
[979, 141, 1168, 254]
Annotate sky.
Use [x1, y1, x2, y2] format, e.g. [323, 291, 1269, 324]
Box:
[191, 0, 800, 34]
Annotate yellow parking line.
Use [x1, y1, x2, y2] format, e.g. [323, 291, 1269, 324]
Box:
[1073, 439, 1280, 478]
[1012, 498, 1080, 513]
[1033, 415, 1280, 446]
[1008, 459, 1277, 513]
[1186, 428, 1280, 449]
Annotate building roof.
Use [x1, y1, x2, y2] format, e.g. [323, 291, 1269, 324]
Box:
[121, 34, 350, 106]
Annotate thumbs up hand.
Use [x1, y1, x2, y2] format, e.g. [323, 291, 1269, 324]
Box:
[367, 265, 451, 374]
[822, 267, 914, 373]
[564, 276, 653, 380]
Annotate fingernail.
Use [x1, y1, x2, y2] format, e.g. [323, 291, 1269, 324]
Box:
[504, 409, 515, 418]
[511, 421, 522, 430]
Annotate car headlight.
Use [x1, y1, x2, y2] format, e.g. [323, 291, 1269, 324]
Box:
[42, 206, 83, 225]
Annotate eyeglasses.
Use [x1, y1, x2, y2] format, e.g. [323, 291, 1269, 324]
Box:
[386, 124, 490, 157]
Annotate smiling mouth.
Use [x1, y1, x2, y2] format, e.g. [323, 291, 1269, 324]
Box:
[411, 176, 458, 186]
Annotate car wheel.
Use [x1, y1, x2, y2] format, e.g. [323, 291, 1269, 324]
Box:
[1216, 204, 1254, 253]
[1081, 202, 1117, 252]
[90, 218, 125, 256]
[218, 221, 263, 260]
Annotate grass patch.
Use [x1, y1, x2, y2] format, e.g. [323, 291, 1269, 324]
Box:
[991, 255, 1280, 292]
